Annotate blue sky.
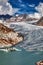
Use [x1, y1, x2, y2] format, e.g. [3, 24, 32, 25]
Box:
[8, 0, 43, 14]
[0, 0, 43, 18]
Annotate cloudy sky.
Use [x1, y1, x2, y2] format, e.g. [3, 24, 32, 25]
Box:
[0, 0, 43, 18]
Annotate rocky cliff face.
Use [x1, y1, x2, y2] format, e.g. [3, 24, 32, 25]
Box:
[0, 23, 24, 48]
[36, 17, 43, 26]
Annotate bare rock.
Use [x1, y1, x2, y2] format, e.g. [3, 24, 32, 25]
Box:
[0, 23, 24, 48]
[36, 60, 43, 65]
[36, 17, 43, 26]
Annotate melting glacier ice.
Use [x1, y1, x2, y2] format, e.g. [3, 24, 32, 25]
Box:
[6, 22, 43, 51]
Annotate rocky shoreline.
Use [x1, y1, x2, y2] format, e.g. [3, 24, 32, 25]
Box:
[36, 60, 43, 65]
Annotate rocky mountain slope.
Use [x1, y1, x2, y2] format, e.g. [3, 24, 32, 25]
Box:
[0, 23, 24, 48]
[36, 17, 43, 26]
[0, 14, 12, 20]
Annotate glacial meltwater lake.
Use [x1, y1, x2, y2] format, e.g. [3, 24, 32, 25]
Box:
[0, 22, 43, 65]
[0, 50, 43, 65]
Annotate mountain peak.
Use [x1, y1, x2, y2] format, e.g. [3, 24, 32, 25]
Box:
[0, 14, 12, 20]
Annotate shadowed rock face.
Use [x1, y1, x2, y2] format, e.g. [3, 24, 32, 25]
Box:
[36, 17, 43, 26]
[0, 23, 24, 48]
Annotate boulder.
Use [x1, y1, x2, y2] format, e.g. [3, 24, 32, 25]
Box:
[36, 60, 43, 65]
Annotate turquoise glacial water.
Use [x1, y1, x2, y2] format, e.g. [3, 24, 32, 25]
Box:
[0, 22, 43, 65]
[0, 50, 43, 65]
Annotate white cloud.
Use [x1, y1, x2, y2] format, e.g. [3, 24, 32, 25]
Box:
[27, 2, 43, 19]
[0, 0, 8, 3]
[28, 4, 35, 7]
[0, 0, 19, 15]
[28, 13, 41, 19]
[35, 2, 43, 16]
